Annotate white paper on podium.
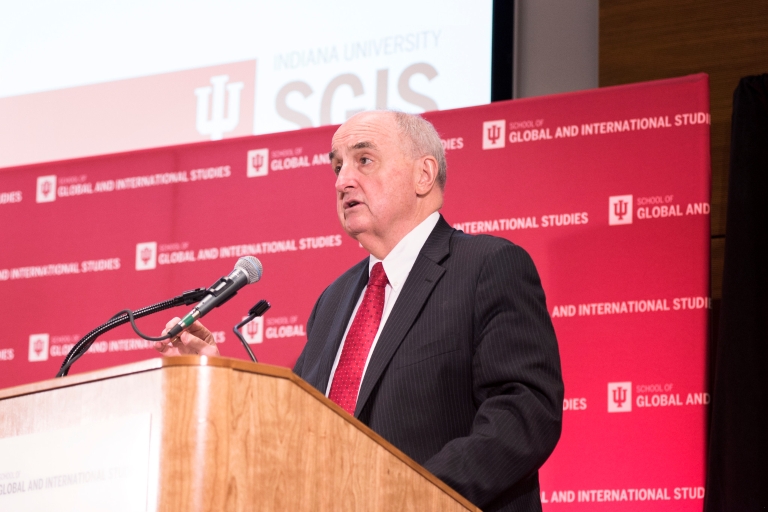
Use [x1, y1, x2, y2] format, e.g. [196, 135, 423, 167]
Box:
[0, 414, 152, 512]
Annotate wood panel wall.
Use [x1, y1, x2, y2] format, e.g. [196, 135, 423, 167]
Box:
[600, 0, 768, 299]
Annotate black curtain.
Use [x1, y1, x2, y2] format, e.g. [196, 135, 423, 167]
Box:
[705, 75, 768, 511]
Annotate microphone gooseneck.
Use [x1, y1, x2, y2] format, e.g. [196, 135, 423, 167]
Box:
[56, 287, 209, 377]
[233, 299, 271, 362]
[57, 256, 263, 378]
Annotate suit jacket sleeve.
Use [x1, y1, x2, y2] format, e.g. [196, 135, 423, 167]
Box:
[293, 287, 324, 377]
[422, 241, 564, 507]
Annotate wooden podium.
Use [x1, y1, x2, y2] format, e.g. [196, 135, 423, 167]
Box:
[0, 357, 479, 511]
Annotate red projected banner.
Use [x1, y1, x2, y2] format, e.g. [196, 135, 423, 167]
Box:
[0, 75, 710, 509]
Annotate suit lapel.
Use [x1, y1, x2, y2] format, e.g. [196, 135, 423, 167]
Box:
[354, 216, 453, 417]
[313, 259, 369, 394]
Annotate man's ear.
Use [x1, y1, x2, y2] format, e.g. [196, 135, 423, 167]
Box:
[415, 155, 439, 195]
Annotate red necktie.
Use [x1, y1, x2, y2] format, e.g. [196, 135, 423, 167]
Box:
[328, 262, 389, 415]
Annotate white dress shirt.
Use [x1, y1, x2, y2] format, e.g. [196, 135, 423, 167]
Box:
[325, 211, 441, 396]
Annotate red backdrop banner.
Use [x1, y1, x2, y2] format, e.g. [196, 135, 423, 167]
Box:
[0, 74, 711, 509]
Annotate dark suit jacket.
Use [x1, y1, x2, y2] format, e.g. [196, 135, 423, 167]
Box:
[294, 216, 563, 512]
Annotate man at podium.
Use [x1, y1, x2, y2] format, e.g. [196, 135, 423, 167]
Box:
[157, 111, 563, 512]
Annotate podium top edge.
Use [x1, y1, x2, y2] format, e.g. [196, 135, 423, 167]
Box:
[0, 356, 295, 400]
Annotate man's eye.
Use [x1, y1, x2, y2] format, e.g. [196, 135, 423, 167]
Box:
[360, 157, 371, 164]
[333, 165, 341, 175]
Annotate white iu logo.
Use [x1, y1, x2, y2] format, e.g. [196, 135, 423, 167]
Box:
[241, 316, 264, 344]
[194, 75, 245, 140]
[608, 381, 633, 412]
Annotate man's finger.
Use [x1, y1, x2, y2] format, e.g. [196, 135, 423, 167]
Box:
[155, 317, 184, 355]
[186, 320, 214, 343]
[180, 331, 220, 356]
[162, 317, 182, 335]
[156, 317, 218, 356]
[154, 341, 168, 353]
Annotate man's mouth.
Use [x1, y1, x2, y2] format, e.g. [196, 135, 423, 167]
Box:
[344, 199, 362, 209]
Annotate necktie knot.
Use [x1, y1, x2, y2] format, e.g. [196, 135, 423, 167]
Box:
[369, 262, 388, 288]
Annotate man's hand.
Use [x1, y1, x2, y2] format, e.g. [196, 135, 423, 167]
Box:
[154, 317, 220, 356]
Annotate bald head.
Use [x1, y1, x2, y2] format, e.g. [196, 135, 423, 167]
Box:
[329, 111, 447, 188]
[330, 110, 445, 259]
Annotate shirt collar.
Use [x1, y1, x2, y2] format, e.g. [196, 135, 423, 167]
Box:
[369, 211, 441, 290]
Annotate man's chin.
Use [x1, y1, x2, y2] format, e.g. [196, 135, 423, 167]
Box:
[343, 225, 365, 239]
[341, 216, 370, 238]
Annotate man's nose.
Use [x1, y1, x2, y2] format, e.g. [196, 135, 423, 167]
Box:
[335, 162, 356, 192]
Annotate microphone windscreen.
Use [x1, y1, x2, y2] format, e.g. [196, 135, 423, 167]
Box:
[236, 256, 263, 284]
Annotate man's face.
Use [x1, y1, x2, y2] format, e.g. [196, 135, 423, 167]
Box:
[330, 112, 417, 244]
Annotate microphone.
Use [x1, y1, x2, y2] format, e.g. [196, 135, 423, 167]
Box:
[234, 299, 271, 362]
[167, 256, 263, 338]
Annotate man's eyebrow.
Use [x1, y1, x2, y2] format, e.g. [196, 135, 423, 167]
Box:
[351, 141, 376, 151]
[329, 141, 378, 161]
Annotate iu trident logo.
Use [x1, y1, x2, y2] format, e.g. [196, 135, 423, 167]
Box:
[608, 382, 633, 412]
[247, 149, 270, 178]
[36, 175, 57, 203]
[195, 75, 245, 140]
[614, 200, 628, 219]
[28, 333, 49, 362]
[609, 195, 633, 225]
[135, 242, 158, 271]
[241, 316, 264, 344]
[482, 120, 506, 150]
